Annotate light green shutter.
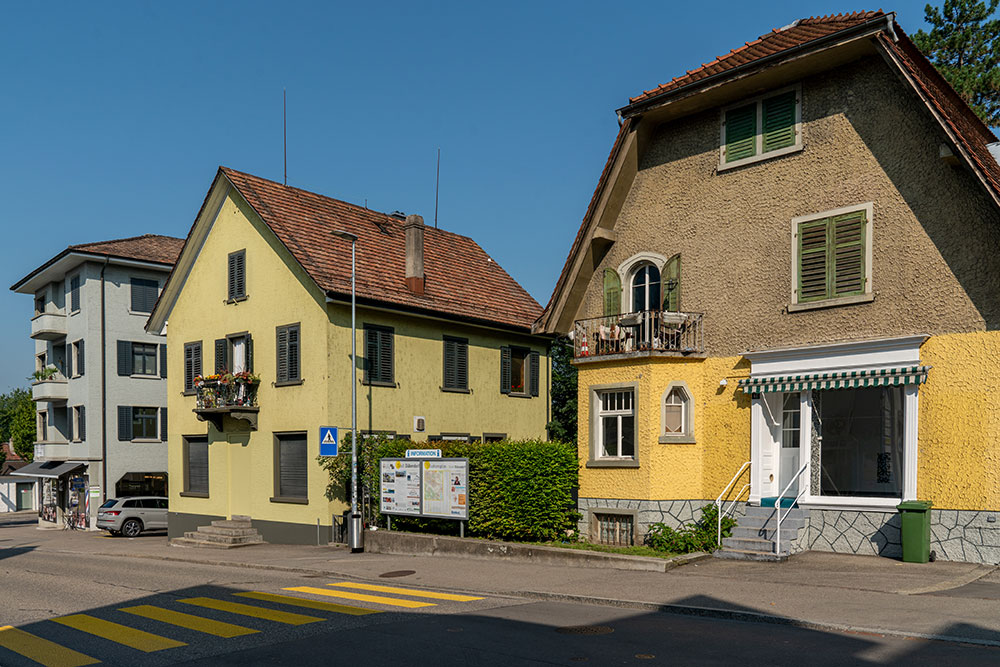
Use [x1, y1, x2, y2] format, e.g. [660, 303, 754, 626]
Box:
[724, 104, 757, 163]
[661, 254, 681, 312]
[798, 219, 830, 302]
[762, 91, 797, 153]
[603, 269, 621, 316]
[831, 211, 866, 297]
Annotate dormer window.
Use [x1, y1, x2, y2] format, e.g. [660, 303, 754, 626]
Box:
[720, 85, 801, 170]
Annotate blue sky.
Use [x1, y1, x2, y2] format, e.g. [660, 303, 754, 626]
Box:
[0, 1, 935, 391]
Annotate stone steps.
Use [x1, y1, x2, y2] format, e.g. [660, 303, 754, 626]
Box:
[714, 504, 808, 561]
[170, 515, 265, 549]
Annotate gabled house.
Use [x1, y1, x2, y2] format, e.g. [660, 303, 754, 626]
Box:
[147, 167, 550, 544]
[536, 11, 1000, 562]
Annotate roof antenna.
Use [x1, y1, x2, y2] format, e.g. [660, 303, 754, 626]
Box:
[434, 147, 440, 228]
[283, 88, 287, 186]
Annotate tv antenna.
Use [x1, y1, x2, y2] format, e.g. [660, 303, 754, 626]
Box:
[434, 148, 440, 228]
[283, 89, 287, 186]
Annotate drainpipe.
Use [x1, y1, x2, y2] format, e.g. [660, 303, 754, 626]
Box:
[100, 257, 109, 504]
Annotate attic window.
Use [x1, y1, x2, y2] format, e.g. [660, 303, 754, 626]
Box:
[719, 85, 802, 170]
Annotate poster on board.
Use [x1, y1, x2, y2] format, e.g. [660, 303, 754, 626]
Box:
[379, 459, 422, 516]
[421, 459, 468, 520]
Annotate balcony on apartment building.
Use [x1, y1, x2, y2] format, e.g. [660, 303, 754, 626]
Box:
[30, 311, 67, 341]
[193, 373, 260, 431]
[33, 441, 70, 461]
[31, 372, 68, 403]
[572, 310, 705, 362]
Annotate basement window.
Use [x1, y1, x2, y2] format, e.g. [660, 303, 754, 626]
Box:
[594, 512, 634, 546]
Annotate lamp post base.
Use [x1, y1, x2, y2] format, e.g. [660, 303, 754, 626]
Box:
[348, 513, 365, 553]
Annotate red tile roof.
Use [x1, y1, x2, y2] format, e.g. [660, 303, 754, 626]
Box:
[629, 11, 888, 106]
[71, 234, 185, 265]
[219, 167, 543, 332]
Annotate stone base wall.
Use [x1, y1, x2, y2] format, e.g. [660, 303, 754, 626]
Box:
[577, 498, 746, 542]
[803, 509, 1000, 565]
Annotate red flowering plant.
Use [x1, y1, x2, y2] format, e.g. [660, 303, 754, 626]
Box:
[194, 369, 261, 408]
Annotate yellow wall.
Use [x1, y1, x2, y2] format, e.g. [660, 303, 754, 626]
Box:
[168, 190, 550, 530]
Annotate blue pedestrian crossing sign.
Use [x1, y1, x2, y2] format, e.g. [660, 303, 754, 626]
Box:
[319, 427, 339, 456]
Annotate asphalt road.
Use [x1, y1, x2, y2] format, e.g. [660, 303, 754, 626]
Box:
[1, 535, 998, 665]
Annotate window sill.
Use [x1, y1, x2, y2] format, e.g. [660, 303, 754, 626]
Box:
[179, 491, 209, 498]
[506, 392, 532, 399]
[130, 373, 162, 380]
[440, 386, 470, 394]
[269, 496, 308, 505]
[226, 295, 249, 305]
[718, 143, 802, 172]
[127, 310, 153, 317]
[183, 390, 196, 396]
[586, 458, 640, 468]
[363, 380, 396, 388]
[274, 379, 304, 387]
[788, 292, 874, 313]
[659, 434, 696, 444]
[130, 439, 163, 444]
[798, 496, 902, 513]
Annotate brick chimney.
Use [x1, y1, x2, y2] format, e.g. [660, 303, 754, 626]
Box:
[404, 214, 425, 295]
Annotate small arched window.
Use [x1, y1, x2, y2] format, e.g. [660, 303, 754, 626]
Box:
[660, 381, 695, 444]
[663, 388, 686, 434]
[631, 264, 661, 312]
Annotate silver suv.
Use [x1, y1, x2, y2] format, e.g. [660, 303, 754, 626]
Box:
[97, 497, 168, 537]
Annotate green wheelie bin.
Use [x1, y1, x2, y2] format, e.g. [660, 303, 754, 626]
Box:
[897, 500, 933, 563]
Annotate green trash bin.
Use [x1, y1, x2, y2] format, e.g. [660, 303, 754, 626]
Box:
[897, 500, 933, 563]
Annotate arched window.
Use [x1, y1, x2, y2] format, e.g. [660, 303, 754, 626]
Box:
[663, 388, 686, 434]
[631, 264, 661, 312]
[660, 382, 695, 443]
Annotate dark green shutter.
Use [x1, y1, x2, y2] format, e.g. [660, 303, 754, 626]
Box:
[602, 269, 621, 317]
[228, 251, 246, 300]
[529, 351, 540, 397]
[443, 338, 456, 389]
[725, 103, 757, 162]
[379, 329, 393, 384]
[160, 344, 167, 378]
[276, 327, 289, 382]
[184, 343, 195, 391]
[288, 326, 299, 381]
[278, 434, 307, 498]
[193, 342, 202, 380]
[500, 346, 511, 394]
[77, 340, 84, 376]
[661, 254, 681, 312]
[160, 407, 168, 442]
[79, 406, 86, 441]
[118, 406, 132, 441]
[215, 339, 227, 373]
[117, 341, 132, 376]
[456, 339, 468, 389]
[831, 211, 866, 297]
[762, 90, 797, 153]
[66, 347, 73, 378]
[245, 334, 254, 373]
[797, 219, 830, 302]
[364, 327, 377, 383]
[70, 275, 80, 312]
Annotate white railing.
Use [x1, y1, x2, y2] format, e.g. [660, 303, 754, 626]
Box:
[774, 462, 810, 556]
[715, 460, 751, 546]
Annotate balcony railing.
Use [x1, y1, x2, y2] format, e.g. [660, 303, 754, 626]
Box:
[193, 374, 261, 431]
[573, 310, 704, 359]
[30, 312, 66, 341]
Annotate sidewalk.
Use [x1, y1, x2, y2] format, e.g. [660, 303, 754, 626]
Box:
[5, 523, 1000, 646]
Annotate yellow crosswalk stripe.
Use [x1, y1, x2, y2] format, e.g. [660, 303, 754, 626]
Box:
[51, 614, 185, 652]
[283, 586, 436, 608]
[120, 605, 257, 638]
[234, 591, 380, 616]
[328, 582, 485, 602]
[0, 626, 99, 667]
[179, 597, 322, 625]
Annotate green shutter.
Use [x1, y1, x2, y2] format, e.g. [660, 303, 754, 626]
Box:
[276, 326, 289, 382]
[661, 254, 681, 312]
[798, 219, 830, 302]
[364, 327, 378, 384]
[762, 91, 797, 153]
[500, 346, 511, 394]
[603, 269, 621, 316]
[831, 211, 866, 297]
[724, 103, 757, 163]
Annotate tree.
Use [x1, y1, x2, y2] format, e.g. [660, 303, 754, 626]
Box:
[0, 388, 31, 443]
[0, 389, 36, 462]
[914, 0, 1000, 125]
[546, 336, 578, 443]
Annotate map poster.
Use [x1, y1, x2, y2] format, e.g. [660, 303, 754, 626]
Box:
[421, 459, 469, 520]
[379, 459, 422, 516]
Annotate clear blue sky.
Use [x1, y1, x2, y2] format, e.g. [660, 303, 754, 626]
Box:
[0, 1, 935, 391]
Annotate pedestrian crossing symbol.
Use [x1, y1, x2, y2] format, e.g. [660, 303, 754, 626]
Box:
[319, 427, 338, 456]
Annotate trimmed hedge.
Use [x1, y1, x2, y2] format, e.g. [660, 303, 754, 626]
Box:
[319, 435, 579, 542]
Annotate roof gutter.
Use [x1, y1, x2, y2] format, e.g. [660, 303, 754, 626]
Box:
[619, 13, 896, 118]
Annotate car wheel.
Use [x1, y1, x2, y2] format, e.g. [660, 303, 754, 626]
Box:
[121, 519, 143, 538]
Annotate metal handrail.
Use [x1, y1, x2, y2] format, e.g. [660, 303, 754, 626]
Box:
[774, 462, 810, 556]
[715, 460, 750, 545]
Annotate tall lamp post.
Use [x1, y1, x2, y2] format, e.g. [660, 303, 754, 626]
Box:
[331, 229, 362, 553]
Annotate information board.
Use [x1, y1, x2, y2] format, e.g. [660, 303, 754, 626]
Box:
[379, 457, 469, 521]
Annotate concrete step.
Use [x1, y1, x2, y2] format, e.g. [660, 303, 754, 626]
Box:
[731, 526, 801, 541]
[736, 515, 807, 531]
[196, 525, 260, 537]
[230, 515, 252, 522]
[211, 519, 254, 529]
[742, 506, 809, 521]
[722, 536, 784, 553]
[714, 548, 788, 562]
[170, 537, 262, 550]
[183, 530, 263, 545]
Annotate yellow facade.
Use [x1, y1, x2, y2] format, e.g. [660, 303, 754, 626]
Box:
[167, 190, 549, 542]
[578, 332, 1000, 512]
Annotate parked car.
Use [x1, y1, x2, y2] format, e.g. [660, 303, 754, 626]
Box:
[96, 496, 168, 537]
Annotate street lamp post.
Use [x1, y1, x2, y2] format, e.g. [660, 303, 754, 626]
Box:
[332, 230, 362, 553]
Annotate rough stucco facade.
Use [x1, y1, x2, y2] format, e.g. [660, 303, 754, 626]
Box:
[566, 51, 1000, 563]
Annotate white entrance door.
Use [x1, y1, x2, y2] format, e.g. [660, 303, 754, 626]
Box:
[778, 392, 801, 496]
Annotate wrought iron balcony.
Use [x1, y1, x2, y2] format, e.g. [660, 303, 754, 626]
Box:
[573, 310, 704, 360]
[193, 374, 260, 430]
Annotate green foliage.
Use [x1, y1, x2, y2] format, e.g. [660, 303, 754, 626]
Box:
[546, 336, 577, 443]
[644, 504, 735, 554]
[914, 0, 1000, 124]
[29, 367, 58, 382]
[319, 435, 580, 542]
[0, 387, 31, 442]
[0, 388, 34, 462]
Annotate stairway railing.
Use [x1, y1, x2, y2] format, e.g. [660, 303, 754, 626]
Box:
[774, 461, 810, 555]
[715, 460, 750, 546]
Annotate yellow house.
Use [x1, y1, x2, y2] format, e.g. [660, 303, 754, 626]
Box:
[147, 167, 549, 544]
[536, 12, 1000, 563]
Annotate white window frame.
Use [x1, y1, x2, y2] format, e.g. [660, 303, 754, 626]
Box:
[659, 381, 695, 444]
[629, 263, 661, 312]
[596, 387, 636, 459]
[789, 202, 874, 311]
[718, 83, 802, 172]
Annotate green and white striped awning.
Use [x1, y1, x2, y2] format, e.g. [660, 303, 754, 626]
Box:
[739, 366, 931, 394]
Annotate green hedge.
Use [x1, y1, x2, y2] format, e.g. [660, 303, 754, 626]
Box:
[319, 435, 579, 542]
